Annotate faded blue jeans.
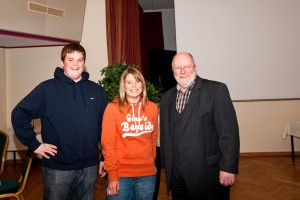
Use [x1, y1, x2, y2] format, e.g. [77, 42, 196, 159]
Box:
[43, 165, 98, 200]
[106, 175, 156, 200]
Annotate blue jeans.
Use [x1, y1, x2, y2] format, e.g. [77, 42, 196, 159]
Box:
[43, 165, 98, 200]
[106, 175, 156, 200]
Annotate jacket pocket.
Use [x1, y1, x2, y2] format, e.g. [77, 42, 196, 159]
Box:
[207, 154, 221, 166]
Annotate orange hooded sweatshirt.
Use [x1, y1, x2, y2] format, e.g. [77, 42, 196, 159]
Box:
[101, 100, 158, 182]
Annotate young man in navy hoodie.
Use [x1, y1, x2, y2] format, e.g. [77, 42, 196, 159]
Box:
[11, 43, 108, 200]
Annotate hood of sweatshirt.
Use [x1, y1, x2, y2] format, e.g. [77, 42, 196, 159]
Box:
[54, 67, 89, 105]
[54, 66, 89, 83]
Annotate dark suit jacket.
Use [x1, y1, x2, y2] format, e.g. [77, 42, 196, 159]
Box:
[160, 76, 240, 198]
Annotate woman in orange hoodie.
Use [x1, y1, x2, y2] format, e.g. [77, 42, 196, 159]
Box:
[101, 67, 159, 200]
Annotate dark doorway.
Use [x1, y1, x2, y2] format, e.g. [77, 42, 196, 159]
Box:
[149, 49, 176, 92]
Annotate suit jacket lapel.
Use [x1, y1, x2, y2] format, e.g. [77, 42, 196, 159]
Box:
[176, 76, 202, 136]
[166, 88, 177, 139]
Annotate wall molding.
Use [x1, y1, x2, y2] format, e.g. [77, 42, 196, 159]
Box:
[240, 151, 299, 157]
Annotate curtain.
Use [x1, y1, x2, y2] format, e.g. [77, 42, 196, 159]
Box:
[106, 0, 142, 71]
[139, 12, 164, 80]
[106, 0, 125, 64]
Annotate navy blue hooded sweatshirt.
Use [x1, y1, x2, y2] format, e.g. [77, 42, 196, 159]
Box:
[11, 67, 108, 170]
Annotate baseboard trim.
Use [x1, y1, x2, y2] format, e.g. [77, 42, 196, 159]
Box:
[6, 151, 299, 162]
[240, 151, 300, 157]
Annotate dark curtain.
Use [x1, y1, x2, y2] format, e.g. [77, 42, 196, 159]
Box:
[106, 0, 164, 81]
[106, 0, 125, 64]
[139, 12, 164, 80]
[105, 0, 142, 72]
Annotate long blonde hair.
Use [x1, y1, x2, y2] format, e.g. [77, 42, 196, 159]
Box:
[116, 67, 147, 112]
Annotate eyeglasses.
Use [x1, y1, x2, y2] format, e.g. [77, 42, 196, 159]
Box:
[173, 65, 195, 73]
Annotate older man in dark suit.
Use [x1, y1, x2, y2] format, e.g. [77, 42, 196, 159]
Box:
[160, 52, 240, 200]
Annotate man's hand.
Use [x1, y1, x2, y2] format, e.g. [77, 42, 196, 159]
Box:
[219, 171, 236, 186]
[98, 161, 107, 177]
[34, 143, 57, 159]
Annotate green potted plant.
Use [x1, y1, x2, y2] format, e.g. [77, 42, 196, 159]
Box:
[98, 63, 163, 104]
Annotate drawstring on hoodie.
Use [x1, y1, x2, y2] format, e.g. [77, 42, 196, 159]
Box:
[122, 102, 154, 138]
[130, 102, 141, 133]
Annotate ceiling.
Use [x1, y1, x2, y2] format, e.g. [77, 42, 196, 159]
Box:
[0, 36, 72, 49]
[0, 0, 174, 48]
[138, 0, 174, 11]
[0, 30, 76, 49]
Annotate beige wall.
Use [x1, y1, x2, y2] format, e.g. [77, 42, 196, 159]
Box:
[6, 47, 61, 128]
[1, 0, 299, 158]
[234, 100, 300, 152]
[0, 49, 6, 128]
[80, 0, 108, 83]
[0, 0, 86, 41]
